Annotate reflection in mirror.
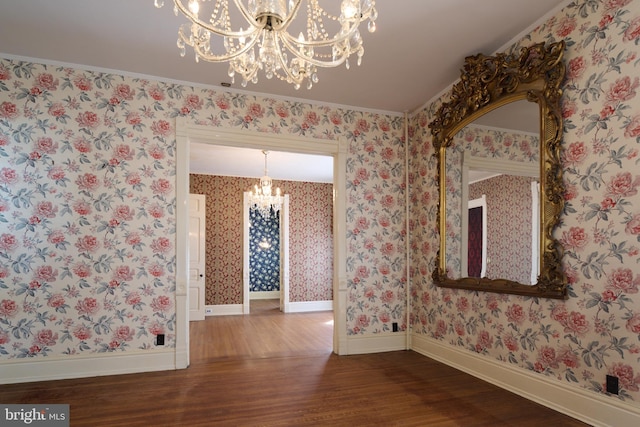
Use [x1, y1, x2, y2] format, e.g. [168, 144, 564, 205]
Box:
[465, 194, 487, 279]
[463, 155, 539, 285]
[446, 100, 540, 285]
[429, 41, 567, 299]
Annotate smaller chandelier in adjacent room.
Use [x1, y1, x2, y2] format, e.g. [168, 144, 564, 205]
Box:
[249, 150, 283, 218]
[153, 0, 378, 89]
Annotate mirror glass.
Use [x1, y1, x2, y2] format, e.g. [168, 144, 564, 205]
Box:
[444, 100, 540, 284]
[429, 41, 567, 299]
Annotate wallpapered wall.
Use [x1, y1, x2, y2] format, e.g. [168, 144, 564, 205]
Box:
[249, 208, 281, 293]
[469, 174, 536, 284]
[189, 174, 335, 304]
[0, 54, 404, 362]
[410, 0, 640, 405]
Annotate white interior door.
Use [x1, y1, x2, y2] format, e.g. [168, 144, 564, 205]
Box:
[189, 194, 206, 321]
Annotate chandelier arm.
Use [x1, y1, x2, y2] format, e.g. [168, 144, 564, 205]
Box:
[280, 24, 360, 48]
[182, 28, 261, 62]
[279, 34, 349, 68]
[275, 1, 373, 50]
[314, 1, 378, 23]
[173, 0, 260, 38]
[271, 32, 306, 84]
[239, 62, 261, 84]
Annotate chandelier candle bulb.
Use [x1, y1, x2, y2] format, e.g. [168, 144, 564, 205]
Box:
[188, 0, 199, 14]
[153, 0, 378, 89]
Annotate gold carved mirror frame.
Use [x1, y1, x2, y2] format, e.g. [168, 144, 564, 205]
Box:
[429, 41, 567, 299]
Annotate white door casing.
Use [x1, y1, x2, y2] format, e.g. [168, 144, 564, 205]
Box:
[188, 194, 206, 321]
[280, 195, 290, 312]
[242, 192, 250, 314]
[176, 120, 348, 369]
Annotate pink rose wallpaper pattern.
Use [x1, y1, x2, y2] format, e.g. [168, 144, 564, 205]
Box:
[410, 0, 640, 403]
[0, 56, 405, 361]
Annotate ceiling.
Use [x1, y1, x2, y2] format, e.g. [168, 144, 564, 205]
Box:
[190, 144, 335, 183]
[0, 0, 564, 182]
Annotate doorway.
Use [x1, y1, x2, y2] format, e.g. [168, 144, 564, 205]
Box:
[243, 193, 290, 314]
[175, 120, 349, 368]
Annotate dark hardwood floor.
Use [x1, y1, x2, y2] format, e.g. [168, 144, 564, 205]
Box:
[0, 300, 587, 426]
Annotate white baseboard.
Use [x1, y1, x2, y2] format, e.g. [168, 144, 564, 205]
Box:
[205, 304, 243, 316]
[345, 332, 407, 355]
[249, 291, 280, 300]
[0, 350, 178, 385]
[287, 300, 333, 313]
[206, 301, 333, 316]
[411, 333, 640, 427]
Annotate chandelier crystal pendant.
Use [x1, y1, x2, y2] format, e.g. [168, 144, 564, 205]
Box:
[153, 0, 378, 89]
[249, 150, 283, 218]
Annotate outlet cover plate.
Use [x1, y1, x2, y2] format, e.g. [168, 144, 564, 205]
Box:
[606, 375, 619, 395]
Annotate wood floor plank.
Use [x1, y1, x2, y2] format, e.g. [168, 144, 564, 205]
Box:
[0, 300, 587, 426]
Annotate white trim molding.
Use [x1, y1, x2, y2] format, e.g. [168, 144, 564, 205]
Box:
[250, 291, 281, 300]
[175, 122, 190, 369]
[205, 301, 332, 316]
[411, 333, 640, 427]
[0, 350, 178, 385]
[205, 304, 244, 316]
[345, 333, 407, 355]
[287, 300, 333, 313]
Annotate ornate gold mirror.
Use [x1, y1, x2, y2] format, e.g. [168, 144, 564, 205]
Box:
[429, 41, 567, 299]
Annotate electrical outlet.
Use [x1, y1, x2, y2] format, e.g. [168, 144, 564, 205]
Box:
[392, 322, 399, 332]
[606, 375, 619, 395]
[156, 334, 165, 346]
[205, 307, 213, 315]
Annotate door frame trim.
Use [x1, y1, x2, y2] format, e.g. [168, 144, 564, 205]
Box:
[175, 118, 348, 368]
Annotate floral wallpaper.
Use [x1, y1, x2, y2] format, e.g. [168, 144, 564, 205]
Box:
[249, 208, 280, 293]
[189, 175, 250, 305]
[0, 54, 404, 364]
[346, 135, 408, 334]
[0, 63, 178, 355]
[286, 180, 334, 302]
[410, 0, 640, 405]
[189, 174, 336, 304]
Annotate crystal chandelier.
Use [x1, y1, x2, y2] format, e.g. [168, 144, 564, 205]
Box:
[249, 150, 283, 218]
[153, 0, 378, 89]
